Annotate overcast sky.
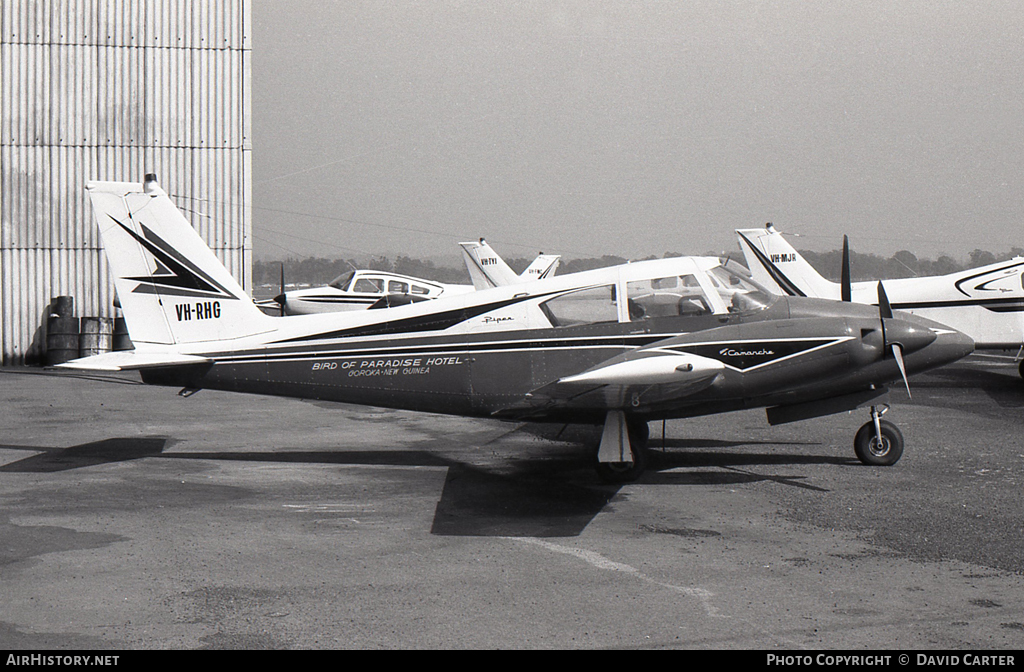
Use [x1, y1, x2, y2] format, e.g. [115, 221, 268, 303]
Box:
[251, 1, 1023, 264]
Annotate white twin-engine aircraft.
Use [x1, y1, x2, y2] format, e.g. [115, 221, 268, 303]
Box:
[274, 238, 559, 315]
[737, 224, 1024, 378]
[60, 176, 973, 482]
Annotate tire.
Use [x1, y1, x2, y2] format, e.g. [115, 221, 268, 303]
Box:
[854, 419, 904, 466]
[595, 419, 649, 484]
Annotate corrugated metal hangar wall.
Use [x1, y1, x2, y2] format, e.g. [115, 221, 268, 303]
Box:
[1, 0, 252, 364]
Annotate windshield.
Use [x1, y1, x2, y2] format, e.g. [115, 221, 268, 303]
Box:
[327, 271, 355, 290]
[706, 264, 774, 313]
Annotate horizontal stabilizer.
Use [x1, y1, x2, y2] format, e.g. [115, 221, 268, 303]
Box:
[56, 350, 211, 371]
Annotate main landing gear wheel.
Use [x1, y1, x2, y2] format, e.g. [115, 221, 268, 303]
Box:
[595, 419, 649, 484]
[854, 419, 904, 466]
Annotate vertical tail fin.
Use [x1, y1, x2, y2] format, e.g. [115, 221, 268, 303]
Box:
[87, 175, 273, 345]
[735, 224, 840, 299]
[458, 238, 522, 289]
[520, 253, 561, 281]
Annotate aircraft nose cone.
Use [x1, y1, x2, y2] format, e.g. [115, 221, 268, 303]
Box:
[940, 327, 975, 362]
[900, 322, 975, 373]
[883, 319, 936, 354]
[273, 293, 286, 306]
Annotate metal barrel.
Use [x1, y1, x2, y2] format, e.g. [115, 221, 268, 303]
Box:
[79, 317, 113, 358]
[50, 295, 75, 318]
[45, 316, 80, 366]
[112, 316, 133, 351]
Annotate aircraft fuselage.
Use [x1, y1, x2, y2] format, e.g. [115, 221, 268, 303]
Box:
[142, 296, 972, 425]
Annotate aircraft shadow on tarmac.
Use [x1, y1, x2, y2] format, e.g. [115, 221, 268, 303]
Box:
[0, 438, 168, 473]
[0, 435, 842, 537]
[908, 364, 1024, 412]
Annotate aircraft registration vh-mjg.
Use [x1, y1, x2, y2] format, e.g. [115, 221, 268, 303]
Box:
[61, 175, 974, 482]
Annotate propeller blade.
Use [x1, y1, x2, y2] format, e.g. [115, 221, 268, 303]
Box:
[891, 343, 911, 397]
[877, 281, 893, 319]
[841, 236, 851, 302]
[279, 262, 286, 316]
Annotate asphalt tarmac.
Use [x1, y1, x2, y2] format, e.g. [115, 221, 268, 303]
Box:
[1, 354, 1022, 650]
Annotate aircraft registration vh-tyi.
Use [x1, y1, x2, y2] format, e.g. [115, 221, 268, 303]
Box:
[61, 175, 974, 482]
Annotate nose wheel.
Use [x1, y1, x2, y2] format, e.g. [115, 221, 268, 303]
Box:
[854, 405, 904, 466]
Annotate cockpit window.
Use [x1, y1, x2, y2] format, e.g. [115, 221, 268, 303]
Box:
[706, 265, 774, 313]
[328, 271, 355, 290]
[626, 274, 712, 320]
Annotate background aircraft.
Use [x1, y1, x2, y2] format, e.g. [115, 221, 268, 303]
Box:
[737, 224, 1024, 378]
[63, 176, 973, 482]
[273, 240, 559, 315]
[273, 269, 473, 315]
[459, 238, 560, 289]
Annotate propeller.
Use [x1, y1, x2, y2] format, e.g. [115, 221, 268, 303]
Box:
[272, 261, 287, 316]
[843, 235, 910, 394]
[877, 281, 912, 397]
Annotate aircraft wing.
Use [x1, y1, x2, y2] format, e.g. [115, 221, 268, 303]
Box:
[496, 347, 726, 418]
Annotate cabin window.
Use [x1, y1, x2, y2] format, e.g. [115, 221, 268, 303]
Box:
[625, 274, 711, 320]
[410, 284, 431, 295]
[352, 278, 384, 293]
[540, 285, 619, 327]
[388, 280, 410, 294]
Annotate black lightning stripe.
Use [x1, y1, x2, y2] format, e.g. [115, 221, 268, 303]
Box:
[275, 292, 563, 342]
[111, 216, 238, 300]
[737, 231, 806, 297]
[953, 259, 1024, 297]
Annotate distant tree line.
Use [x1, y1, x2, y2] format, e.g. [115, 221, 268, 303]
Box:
[800, 247, 1024, 282]
[254, 247, 1024, 287]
